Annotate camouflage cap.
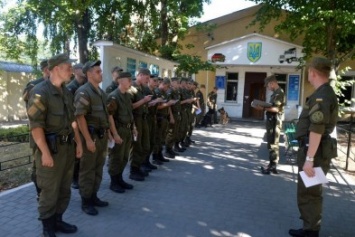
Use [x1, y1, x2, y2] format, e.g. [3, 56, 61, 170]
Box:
[116, 71, 132, 79]
[48, 53, 76, 70]
[82, 60, 101, 74]
[264, 75, 277, 86]
[307, 57, 331, 76]
[157, 77, 164, 81]
[40, 59, 49, 70]
[138, 68, 151, 75]
[171, 77, 180, 82]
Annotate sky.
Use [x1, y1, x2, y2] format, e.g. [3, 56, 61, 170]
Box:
[197, 0, 257, 22]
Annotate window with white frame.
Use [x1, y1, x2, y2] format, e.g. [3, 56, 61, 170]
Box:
[225, 72, 238, 102]
[127, 58, 137, 78]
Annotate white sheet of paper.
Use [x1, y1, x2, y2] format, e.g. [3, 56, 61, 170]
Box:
[108, 139, 115, 149]
[299, 167, 328, 188]
[195, 108, 202, 115]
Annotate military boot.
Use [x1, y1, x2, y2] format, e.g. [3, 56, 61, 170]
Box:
[152, 153, 163, 165]
[163, 147, 175, 159]
[289, 228, 305, 237]
[55, 213, 77, 233]
[110, 175, 125, 193]
[144, 155, 158, 170]
[261, 163, 278, 175]
[158, 150, 170, 162]
[91, 193, 109, 207]
[173, 142, 185, 152]
[129, 167, 145, 181]
[81, 197, 98, 216]
[117, 173, 134, 189]
[41, 215, 56, 237]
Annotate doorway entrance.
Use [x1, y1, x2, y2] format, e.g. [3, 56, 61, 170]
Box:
[242, 72, 267, 120]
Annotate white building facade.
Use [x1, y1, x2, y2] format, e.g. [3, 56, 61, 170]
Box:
[93, 41, 177, 90]
[206, 33, 304, 121]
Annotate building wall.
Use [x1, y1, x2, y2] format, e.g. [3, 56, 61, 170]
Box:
[94, 41, 177, 90]
[179, 5, 355, 120]
[0, 70, 35, 121]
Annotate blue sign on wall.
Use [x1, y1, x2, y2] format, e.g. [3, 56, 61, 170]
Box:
[288, 75, 300, 101]
[215, 76, 225, 89]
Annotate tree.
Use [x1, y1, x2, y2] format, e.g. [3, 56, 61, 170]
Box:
[0, 0, 213, 75]
[249, 0, 355, 105]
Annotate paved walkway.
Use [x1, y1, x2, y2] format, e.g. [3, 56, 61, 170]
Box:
[0, 121, 354, 237]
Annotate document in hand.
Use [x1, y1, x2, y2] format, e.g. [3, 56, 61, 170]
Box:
[299, 167, 328, 188]
[251, 99, 272, 108]
[195, 108, 202, 115]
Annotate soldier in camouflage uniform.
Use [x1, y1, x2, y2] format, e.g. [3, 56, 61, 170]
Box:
[106, 72, 135, 193]
[23, 59, 50, 201]
[195, 84, 206, 127]
[166, 77, 185, 154]
[142, 75, 165, 169]
[74, 60, 110, 216]
[289, 58, 338, 237]
[66, 63, 87, 190]
[152, 78, 176, 159]
[128, 68, 152, 181]
[260, 75, 285, 175]
[105, 66, 123, 94]
[28, 53, 82, 236]
[185, 80, 199, 145]
[178, 78, 195, 149]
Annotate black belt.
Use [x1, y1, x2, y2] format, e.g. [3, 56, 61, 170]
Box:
[117, 123, 132, 128]
[56, 134, 73, 144]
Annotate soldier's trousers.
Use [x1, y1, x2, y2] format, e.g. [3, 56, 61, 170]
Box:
[178, 109, 189, 142]
[187, 109, 196, 137]
[108, 126, 132, 175]
[266, 117, 282, 165]
[35, 141, 75, 220]
[147, 115, 157, 155]
[131, 116, 150, 168]
[79, 133, 107, 199]
[154, 116, 168, 153]
[297, 146, 331, 231]
[166, 114, 181, 149]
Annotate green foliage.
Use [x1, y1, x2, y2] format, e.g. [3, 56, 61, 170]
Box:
[1, 0, 211, 66]
[174, 54, 215, 76]
[250, 0, 355, 109]
[0, 126, 29, 142]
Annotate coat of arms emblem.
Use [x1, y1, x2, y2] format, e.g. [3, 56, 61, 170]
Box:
[247, 42, 262, 62]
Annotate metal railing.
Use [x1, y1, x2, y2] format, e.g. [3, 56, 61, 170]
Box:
[0, 133, 32, 171]
[337, 118, 355, 171]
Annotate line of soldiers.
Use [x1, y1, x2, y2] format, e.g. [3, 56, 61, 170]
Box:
[23, 53, 201, 237]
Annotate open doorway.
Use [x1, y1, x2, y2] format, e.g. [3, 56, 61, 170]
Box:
[242, 72, 267, 120]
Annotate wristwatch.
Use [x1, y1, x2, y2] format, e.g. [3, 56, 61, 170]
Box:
[306, 156, 314, 162]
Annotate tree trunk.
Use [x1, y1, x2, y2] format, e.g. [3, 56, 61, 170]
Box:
[160, 0, 168, 46]
[76, 9, 91, 63]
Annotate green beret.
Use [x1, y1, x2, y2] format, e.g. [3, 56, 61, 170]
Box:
[180, 77, 188, 83]
[171, 77, 180, 82]
[162, 78, 171, 84]
[48, 53, 76, 70]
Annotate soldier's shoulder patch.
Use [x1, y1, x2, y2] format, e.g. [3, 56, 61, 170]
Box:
[310, 111, 324, 124]
[79, 97, 90, 106]
[316, 98, 323, 102]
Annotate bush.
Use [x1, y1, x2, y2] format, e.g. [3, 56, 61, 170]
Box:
[0, 125, 30, 142]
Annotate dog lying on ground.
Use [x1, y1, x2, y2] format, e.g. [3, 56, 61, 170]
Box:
[218, 107, 229, 125]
